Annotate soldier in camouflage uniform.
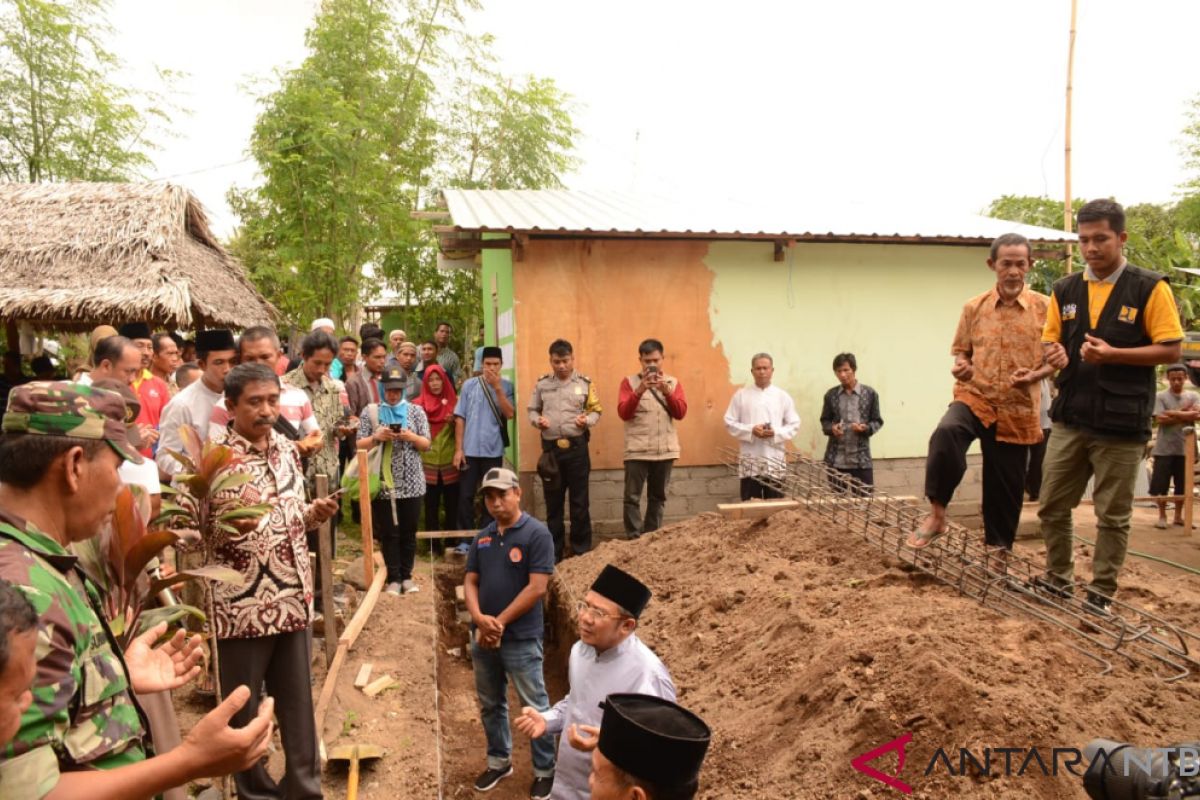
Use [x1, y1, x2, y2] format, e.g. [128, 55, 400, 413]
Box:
[527, 339, 603, 561]
[0, 382, 274, 799]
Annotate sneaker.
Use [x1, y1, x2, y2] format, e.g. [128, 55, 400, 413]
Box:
[474, 765, 513, 792]
[401, 579, 419, 594]
[1083, 591, 1113, 617]
[530, 775, 554, 800]
[385, 582, 402, 596]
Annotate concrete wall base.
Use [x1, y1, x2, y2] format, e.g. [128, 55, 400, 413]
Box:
[519, 454, 985, 542]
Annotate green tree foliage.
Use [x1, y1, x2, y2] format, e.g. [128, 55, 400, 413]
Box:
[229, 0, 578, 339]
[987, 194, 1200, 325]
[0, 0, 168, 181]
[984, 195, 1082, 292]
[229, 0, 439, 330]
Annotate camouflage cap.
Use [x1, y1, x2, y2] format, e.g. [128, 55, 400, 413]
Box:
[2, 381, 145, 464]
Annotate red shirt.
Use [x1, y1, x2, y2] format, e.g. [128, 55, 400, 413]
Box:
[616, 377, 687, 421]
[134, 373, 171, 456]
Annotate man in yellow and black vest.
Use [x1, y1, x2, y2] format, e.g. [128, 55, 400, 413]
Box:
[617, 339, 688, 539]
[528, 339, 602, 562]
[1038, 199, 1183, 614]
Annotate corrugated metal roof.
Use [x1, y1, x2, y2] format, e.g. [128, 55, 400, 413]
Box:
[441, 189, 1077, 244]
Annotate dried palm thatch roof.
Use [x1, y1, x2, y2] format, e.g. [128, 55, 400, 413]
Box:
[0, 182, 275, 331]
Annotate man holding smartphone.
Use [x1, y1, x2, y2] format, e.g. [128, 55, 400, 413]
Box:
[616, 339, 688, 538]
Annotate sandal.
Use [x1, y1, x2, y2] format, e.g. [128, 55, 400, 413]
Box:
[905, 523, 946, 549]
[1156, 520, 1169, 529]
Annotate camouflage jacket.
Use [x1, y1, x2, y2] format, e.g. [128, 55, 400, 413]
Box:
[0, 512, 149, 798]
[282, 366, 346, 490]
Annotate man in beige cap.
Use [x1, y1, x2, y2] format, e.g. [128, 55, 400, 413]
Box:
[463, 467, 556, 798]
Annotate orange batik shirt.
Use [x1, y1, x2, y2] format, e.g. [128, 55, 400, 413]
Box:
[951, 287, 1049, 444]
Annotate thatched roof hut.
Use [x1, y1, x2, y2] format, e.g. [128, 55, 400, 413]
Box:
[0, 182, 275, 330]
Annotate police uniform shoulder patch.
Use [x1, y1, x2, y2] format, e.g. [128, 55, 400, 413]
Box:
[578, 374, 591, 383]
[537, 373, 553, 382]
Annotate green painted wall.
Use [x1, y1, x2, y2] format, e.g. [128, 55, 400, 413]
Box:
[480, 234, 518, 466]
[705, 241, 999, 460]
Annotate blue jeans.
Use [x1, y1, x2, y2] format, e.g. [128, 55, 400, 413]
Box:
[471, 637, 556, 777]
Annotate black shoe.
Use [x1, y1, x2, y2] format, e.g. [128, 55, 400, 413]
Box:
[1032, 574, 1072, 600]
[1083, 591, 1113, 617]
[474, 765, 513, 792]
[530, 776, 554, 800]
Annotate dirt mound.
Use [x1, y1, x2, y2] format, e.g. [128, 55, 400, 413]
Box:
[554, 510, 1200, 799]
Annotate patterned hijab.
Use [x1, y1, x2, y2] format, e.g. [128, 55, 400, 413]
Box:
[417, 364, 457, 437]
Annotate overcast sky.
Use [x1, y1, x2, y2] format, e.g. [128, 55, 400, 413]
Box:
[108, 0, 1200, 237]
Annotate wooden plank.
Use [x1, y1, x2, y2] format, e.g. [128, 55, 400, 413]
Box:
[353, 663, 373, 689]
[362, 674, 396, 698]
[316, 475, 339, 666]
[357, 450, 375, 586]
[417, 529, 478, 540]
[339, 556, 386, 649]
[717, 500, 800, 521]
[314, 553, 385, 749]
[314, 641, 348, 737]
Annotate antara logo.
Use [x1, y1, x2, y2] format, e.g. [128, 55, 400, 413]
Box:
[851, 733, 913, 795]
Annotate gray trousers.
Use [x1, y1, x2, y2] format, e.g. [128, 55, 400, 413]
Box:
[623, 459, 674, 537]
[217, 629, 321, 800]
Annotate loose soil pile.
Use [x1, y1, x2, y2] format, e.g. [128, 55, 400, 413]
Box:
[553, 509, 1200, 799]
[174, 508, 1200, 799]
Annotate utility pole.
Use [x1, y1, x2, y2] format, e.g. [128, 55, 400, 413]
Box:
[1064, 0, 1078, 271]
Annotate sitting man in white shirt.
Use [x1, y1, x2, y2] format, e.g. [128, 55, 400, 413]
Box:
[514, 565, 675, 800]
[723, 352, 801, 500]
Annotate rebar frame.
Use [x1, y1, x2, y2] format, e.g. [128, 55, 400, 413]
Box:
[724, 448, 1200, 682]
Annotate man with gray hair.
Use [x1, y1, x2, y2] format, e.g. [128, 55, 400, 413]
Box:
[723, 352, 800, 500]
[908, 233, 1051, 554]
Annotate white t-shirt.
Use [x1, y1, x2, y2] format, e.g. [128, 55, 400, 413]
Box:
[118, 457, 160, 495]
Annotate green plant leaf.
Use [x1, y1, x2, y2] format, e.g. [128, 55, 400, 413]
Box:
[209, 472, 255, 495]
[216, 505, 273, 521]
[137, 604, 207, 633]
[151, 565, 246, 594]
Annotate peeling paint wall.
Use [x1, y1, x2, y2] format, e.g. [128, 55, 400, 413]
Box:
[504, 237, 999, 472]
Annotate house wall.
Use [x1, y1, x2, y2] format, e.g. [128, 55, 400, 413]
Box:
[507, 237, 1000, 474]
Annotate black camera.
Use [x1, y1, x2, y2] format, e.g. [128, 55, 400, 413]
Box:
[1082, 739, 1200, 800]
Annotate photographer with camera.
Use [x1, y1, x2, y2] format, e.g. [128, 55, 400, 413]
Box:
[616, 339, 688, 539]
[357, 368, 431, 596]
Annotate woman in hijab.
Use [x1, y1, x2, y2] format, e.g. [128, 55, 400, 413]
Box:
[417, 364, 459, 540]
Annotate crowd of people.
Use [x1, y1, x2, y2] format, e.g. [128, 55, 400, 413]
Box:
[0, 196, 1191, 799]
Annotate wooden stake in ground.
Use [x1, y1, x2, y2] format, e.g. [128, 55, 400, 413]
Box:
[316, 474, 339, 666]
[357, 449, 375, 585]
[1186, 427, 1196, 532]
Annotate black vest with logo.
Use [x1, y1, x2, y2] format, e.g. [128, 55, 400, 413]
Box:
[1049, 264, 1166, 440]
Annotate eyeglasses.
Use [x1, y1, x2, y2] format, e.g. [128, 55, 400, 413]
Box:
[576, 600, 629, 622]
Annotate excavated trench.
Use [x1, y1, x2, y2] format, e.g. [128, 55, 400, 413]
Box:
[431, 560, 575, 798]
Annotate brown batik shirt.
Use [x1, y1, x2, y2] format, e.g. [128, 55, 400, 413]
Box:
[950, 287, 1049, 445]
[208, 427, 322, 639]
